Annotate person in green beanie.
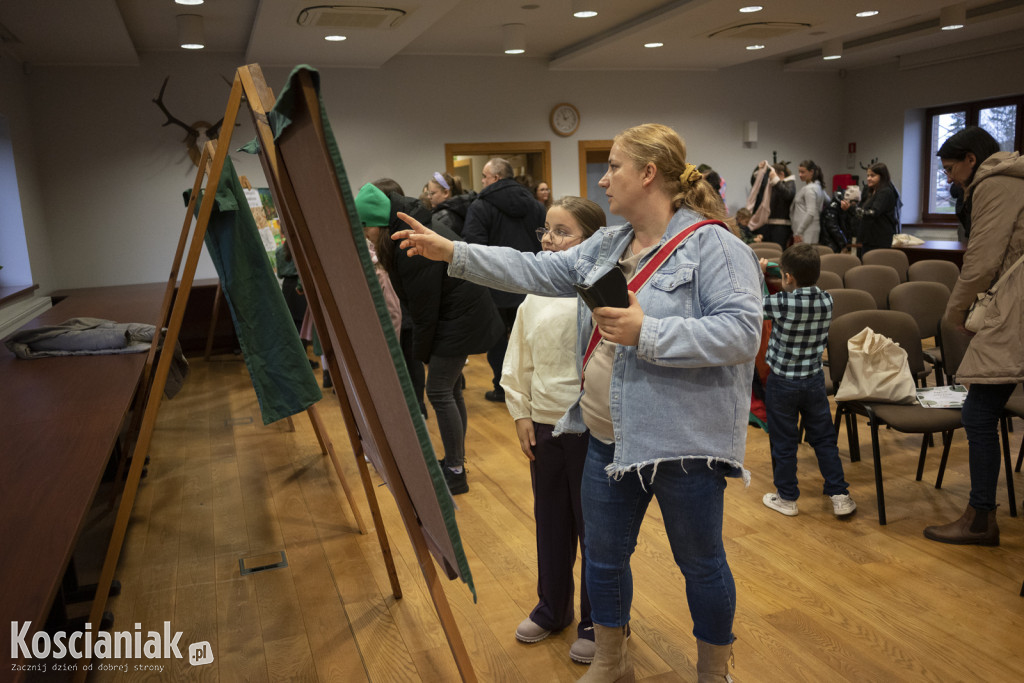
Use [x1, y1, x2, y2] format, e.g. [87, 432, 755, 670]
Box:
[356, 181, 504, 495]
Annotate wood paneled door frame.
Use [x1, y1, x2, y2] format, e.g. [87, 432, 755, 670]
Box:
[578, 139, 613, 201]
[445, 141, 551, 191]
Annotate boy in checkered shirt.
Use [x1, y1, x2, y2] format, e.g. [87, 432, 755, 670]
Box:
[759, 244, 856, 518]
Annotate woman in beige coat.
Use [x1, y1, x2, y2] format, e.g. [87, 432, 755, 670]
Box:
[924, 126, 1024, 546]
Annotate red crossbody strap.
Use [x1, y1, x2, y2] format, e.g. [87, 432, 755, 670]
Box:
[580, 220, 725, 386]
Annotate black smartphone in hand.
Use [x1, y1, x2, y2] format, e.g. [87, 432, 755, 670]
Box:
[574, 267, 629, 310]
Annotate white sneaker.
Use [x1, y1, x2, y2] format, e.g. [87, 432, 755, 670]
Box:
[763, 492, 798, 516]
[831, 493, 857, 516]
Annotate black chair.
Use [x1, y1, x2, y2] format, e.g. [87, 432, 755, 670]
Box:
[828, 310, 963, 524]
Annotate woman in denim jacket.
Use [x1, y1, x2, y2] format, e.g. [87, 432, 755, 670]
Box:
[394, 123, 763, 683]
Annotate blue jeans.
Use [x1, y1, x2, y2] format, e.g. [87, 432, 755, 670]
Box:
[582, 438, 735, 645]
[425, 355, 468, 468]
[765, 370, 849, 501]
[963, 382, 1018, 510]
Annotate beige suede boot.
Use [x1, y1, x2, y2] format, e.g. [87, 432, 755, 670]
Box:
[577, 624, 634, 683]
[696, 639, 734, 682]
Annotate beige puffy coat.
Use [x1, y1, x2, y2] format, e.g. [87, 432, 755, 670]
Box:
[948, 151, 1024, 384]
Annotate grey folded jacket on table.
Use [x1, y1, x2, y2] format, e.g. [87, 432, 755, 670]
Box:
[5, 317, 189, 398]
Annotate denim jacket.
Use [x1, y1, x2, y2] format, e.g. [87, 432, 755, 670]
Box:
[450, 207, 764, 481]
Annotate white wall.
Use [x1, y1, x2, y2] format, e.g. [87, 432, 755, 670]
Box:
[10, 48, 1021, 291]
[842, 49, 1024, 222]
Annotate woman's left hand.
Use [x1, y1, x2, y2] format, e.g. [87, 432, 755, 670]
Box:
[593, 291, 644, 346]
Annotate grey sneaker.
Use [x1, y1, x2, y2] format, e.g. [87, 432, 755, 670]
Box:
[515, 617, 551, 643]
[569, 632, 595, 664]
[831, 493, 857, 516]
[763, 492, 798, 516]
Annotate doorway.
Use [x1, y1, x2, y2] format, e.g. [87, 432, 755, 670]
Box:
[445, 142, 551, 194]
[578, 140, 615, 220]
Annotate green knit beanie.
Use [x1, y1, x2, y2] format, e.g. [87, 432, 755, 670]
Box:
[354, 183, 391, 228]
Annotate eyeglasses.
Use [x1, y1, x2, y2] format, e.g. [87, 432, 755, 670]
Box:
[536, 227, 581, 244]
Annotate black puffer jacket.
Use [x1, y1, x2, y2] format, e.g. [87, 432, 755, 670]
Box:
[384, 193, 504, 363]
[819, 190, 854, 252]
[430, 191, 477, 236]
[463, 178, 545, 308]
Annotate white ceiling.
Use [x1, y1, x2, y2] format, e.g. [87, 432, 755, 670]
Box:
[1, 0, 1023, 72]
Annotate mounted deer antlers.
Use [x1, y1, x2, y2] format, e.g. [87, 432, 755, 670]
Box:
[152, 76, 226, 165]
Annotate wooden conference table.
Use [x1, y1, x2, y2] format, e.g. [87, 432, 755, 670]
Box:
[893, 239, 967, 269]
[0, 282, 165, 663]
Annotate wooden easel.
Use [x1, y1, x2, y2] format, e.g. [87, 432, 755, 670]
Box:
[78, 63, 476, 682]
[234, 64, 476, 681]
[75, 99, 369, 682]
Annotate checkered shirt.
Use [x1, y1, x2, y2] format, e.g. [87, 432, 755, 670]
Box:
[763, 286, 833, 379]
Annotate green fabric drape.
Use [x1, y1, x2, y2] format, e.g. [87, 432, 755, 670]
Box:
[188, 156, 322, 425]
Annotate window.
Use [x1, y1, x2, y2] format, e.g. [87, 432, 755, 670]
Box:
[921, 95, 1022, 224]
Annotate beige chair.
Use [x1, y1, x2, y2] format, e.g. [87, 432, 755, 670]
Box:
[820, 253, 862, 282]
[816, 270, 843, 290]
[828, 310, 963, 524]
[813, 244, 835, 256]
[843, 264, 901, 309]
[908, 259, 959, 293]
[863, 248, 910, 282]
[820, 289, 877, 431]
[750, 242, 783, 259]
[888, 281, 950, 385]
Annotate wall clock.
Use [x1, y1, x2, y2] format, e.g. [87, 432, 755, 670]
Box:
[550, 103, 580, 137]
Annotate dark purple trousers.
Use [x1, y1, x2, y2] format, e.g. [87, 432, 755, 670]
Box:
[528, 423, 592, 639]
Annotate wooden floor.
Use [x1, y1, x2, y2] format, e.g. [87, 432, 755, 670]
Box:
[78, 353, 1023, 682]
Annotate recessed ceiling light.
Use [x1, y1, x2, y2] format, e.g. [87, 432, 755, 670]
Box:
[324, 35, 346, 42]
[644, 42, 664, 48]
[940, 4, 966, 30]
[746, 44, 765, 50]
[572, 1, 598, 18]
[175, 0, 204, 5]
[739, 5, 764, 13]
[856, 10, 879, 18]
[822, 39, 843, 60]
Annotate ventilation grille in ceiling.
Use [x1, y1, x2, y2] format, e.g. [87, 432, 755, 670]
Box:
[297, 5, 408, 30]
[708, 22, 811, 40]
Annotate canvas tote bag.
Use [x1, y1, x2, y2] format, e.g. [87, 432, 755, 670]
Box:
[834, 327, 917, 404]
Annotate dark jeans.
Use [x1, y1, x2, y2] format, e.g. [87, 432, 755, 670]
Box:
[425, 355, 468, 468]
[486, 306, 519, 390]
[582, 438, 735, 645]
[963, 382, 1018, 510]
[765, 370, 849, 500]
[529, 424, 592, 638]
